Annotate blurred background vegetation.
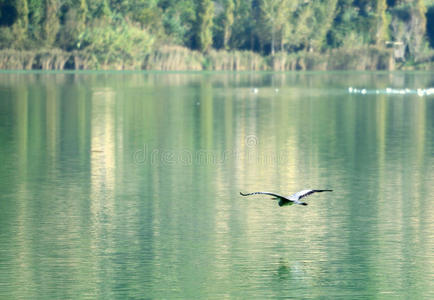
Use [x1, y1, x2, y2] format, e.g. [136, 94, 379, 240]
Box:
[0, 0, 433, 70]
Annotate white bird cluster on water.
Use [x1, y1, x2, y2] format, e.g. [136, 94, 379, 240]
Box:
[250, 88, 279, 94]
[348, 87, 434, 97]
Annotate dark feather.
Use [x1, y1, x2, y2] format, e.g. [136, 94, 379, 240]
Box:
[297, 189, 333, 200]
[240, 191, 291, 202]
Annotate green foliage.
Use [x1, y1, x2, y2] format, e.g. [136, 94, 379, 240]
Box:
[375, 0, 390, 45]
[79, 0, 88, 24]
[27, 0, 44, 45]
[15, 0, 28, 28]
[129, 0, 165, 38]
[222, 0, 234, 49]
[213, 0, 235, 49]
[195, 0, 214, 52]
[426, 6, 434, 47]
[11, 0, 28, 48]
[43, 0, 60, 47]
[390, 0, 427, 61]
[0, 0, 433, 69]
[58, 0, 88, 51]
[308, 0, 338, 51]
[228, 0, 255, 50]
[257, 0, 286, 55]
[87, 0, 111, 19]
[78, 19, 154, 69]
[160, 1, 196, 46]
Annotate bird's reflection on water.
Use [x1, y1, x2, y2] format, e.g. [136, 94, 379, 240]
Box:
[268, 258, 314, 298]
[277, 260, 292, 281]
[275, 258, 309, 283]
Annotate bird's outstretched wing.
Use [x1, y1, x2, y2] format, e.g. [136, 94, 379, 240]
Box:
[240, 191, 292, 201]
[290, 189, 333, 200]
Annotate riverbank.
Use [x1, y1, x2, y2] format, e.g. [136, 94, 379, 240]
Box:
[1, 45, 433, 71]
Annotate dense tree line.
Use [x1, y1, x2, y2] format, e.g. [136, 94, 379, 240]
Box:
[0, 0, 433, 69]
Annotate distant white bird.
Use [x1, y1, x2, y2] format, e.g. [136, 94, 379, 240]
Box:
[240, 190, 332, 207]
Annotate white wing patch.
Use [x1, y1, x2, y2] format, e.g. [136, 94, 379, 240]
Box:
[289, 189, 312, 200]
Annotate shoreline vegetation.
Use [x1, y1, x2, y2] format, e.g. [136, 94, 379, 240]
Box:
[0, 45, 400, 71]
[1, 1, 434, 71]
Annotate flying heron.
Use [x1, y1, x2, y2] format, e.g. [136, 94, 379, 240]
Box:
[240, 190, 333, 207]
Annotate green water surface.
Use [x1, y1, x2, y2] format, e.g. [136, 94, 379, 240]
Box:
[0, 72, 433, 299]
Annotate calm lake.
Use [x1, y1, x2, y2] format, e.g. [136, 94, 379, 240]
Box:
[0, 72, 433, 299]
